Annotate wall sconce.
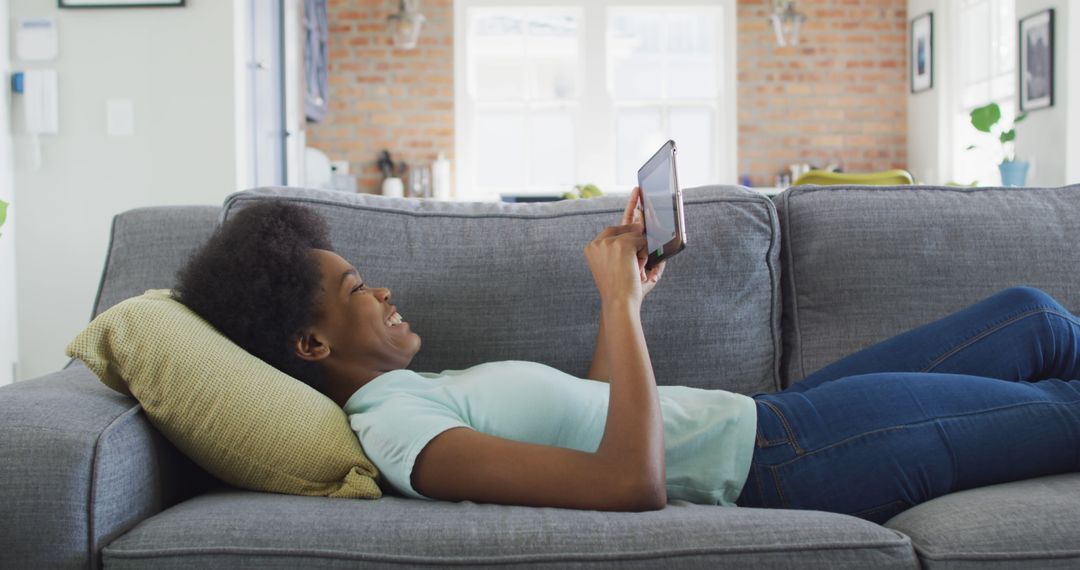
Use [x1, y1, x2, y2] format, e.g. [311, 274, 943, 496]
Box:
[768, 0, 806, 47]
[388, 0, 425, 50]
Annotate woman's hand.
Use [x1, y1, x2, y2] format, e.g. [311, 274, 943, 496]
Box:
[584, 222, 647, 308]
[621, 187, 666, 297]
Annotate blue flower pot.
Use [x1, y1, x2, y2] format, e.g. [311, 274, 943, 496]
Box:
[999, 161, 1029, 187]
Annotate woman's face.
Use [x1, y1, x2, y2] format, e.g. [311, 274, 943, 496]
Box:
[307, 248, 421, 372]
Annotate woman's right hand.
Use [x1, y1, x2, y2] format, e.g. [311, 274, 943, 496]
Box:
[584, 222, 647, 308]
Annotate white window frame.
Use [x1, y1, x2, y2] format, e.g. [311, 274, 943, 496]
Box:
[949, 0, 1017, 186]
[453, 0, 737, 201]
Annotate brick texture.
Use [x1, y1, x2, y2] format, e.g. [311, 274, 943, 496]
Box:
[737, 0, 908, 186]
[308, 0, 908, 194]
[307, 0, 454, 195]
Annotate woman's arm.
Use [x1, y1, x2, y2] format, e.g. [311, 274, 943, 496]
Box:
[413, 281, 665, 511]
[585, 188, 664, 383]
[411, 222, 666, 511]
[585, 316, 610, 382]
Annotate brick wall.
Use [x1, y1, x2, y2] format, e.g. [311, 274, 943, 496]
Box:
[737, 0, 908, 186]
[307, 0, 454, 194]
[308, 0, 908, 193]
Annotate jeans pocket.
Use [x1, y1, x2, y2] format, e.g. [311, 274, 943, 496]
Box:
[850, 500, 912, 524]
[756, 398, 804, 454]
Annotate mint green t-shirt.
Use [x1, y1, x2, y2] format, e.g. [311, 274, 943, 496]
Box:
[344, 360, 757, 506]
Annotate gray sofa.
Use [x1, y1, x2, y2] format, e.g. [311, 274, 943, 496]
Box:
[3, 184, 1080, 569]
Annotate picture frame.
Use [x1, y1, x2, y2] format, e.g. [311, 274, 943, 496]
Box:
[909, 12, 933, 93]
[1019, 9, 1054, 111]
[59, 0, 184, 7]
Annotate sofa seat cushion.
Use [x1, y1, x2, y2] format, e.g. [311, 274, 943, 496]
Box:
[223, 186, 782, 395]
[102, 489, 917, 569]
[884, 473, 1080, 569]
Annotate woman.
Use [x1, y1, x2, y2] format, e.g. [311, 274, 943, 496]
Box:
[174, 193, 1080, 522]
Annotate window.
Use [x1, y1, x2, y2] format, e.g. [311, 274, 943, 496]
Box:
[952, 0, 1016, 186]
[455, 0, 736, 201]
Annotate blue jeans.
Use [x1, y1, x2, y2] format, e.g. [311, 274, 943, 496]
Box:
[735, 287, 1080, 523]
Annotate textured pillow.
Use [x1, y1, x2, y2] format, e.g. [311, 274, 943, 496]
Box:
[65, 288, 382, 499]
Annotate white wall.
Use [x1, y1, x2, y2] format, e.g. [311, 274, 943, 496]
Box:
[1014, 0, 1072, 186]
[906, 0, 951, 185]
[908, 0, 1076, 187]
[1068, 0, 1080, 185]
[0, 0, 16, 386]
[10, 0, 239, 380]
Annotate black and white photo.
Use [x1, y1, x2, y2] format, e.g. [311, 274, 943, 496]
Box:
[1019, 9, 1053, 111]
[910, 12, 933, 93]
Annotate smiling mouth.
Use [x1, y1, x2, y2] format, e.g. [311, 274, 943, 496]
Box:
[386, 311, 405, 327]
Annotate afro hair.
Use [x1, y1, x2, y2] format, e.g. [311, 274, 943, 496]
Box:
[173, 200, 332, 390]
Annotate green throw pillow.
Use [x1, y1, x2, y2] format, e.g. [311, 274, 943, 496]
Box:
[65, 289, 382, 499]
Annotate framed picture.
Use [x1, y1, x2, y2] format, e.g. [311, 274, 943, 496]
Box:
[59, 0, 184, 7]
[909, 12, 933, 93]
[1019, 9, 1054, 111]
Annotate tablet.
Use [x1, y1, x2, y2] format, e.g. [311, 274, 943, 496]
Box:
[637, 140, 687, 271]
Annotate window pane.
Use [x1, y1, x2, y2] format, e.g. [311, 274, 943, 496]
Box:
[670, 107, 713, 187]
[962, 82, 989, 109]
[994, 0, 1016, 73]
[609, 9, 718, 101]
[616, 108, 664, 186]
[666, 15, 716, 100]
[954, 112, 1002, 186]
[667, 55, 716, 100]
[609, 12, 664, 99]
[962, 3, 990, 86]
[534, 58, 577, 100]
[529, 112, 574, 186]
[475, 112, 526, 187]
[529, 13, 579, 100]
[470, 12, 527, 101]
[470, 8, 579, 102]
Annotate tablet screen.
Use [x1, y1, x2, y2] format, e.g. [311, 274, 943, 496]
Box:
[640, 153, 677, 258]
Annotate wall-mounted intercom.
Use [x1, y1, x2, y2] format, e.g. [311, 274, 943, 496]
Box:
[11, 70, 59, 135]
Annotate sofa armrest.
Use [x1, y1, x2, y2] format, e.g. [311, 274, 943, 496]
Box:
[0, 363, 210, 569]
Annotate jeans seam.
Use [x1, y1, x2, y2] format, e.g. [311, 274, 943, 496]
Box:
[753, 460, 767, 507]
[768, 398, 1080, 469]
[768, 464, 790, 508]
[759, 399, 805, 454]
[921, 307, 1080, 373]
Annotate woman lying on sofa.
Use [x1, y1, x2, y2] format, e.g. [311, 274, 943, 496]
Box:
[173, 194, 1080, 523]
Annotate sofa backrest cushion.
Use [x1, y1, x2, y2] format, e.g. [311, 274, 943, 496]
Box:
[92, 205, 220, 318]
[223, 186, 782, 394]
[775, 184, 1080, 387]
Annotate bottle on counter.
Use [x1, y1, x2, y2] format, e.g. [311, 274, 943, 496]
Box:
[432, 152, 451, 200]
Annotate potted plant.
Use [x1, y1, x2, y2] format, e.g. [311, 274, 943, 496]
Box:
[968, 102, 1029, 186]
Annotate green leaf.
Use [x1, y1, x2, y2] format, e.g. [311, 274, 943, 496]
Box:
[1015, 112, 1029, 124]
[0, 200, 7, 229]
[1000, 130, 1015, 143]
[970, 103, 1001, 133]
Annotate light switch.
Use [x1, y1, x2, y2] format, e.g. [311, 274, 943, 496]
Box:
[106, 99, 134, 136]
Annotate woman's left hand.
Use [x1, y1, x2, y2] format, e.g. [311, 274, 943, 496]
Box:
[621, 186, 666, 297]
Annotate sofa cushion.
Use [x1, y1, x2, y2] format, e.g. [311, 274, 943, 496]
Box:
[103, 489, 918, 569]
[223, 185, 782, 394]
[884, 474, 1080, 569]
[774, 184, 1080, 386]
[65, 289, 382, 500]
